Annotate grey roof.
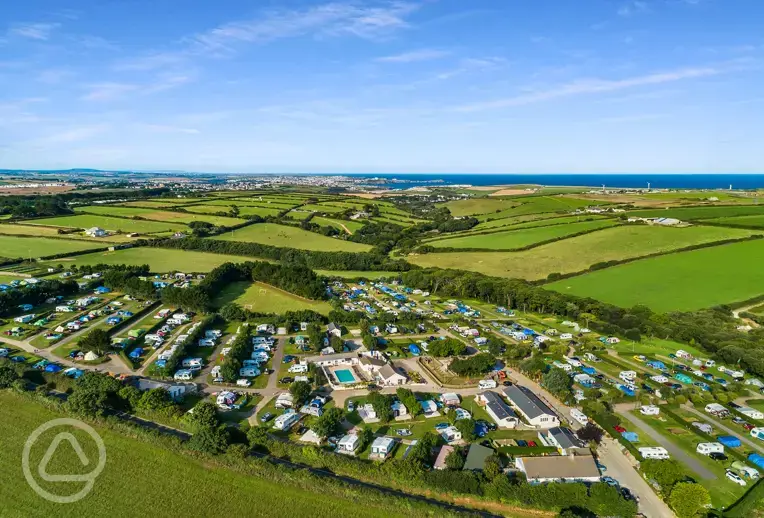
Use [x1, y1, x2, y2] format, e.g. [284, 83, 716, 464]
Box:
[360, 355, 386, 367]
[547, 427, 580, 449]
[481, 391, 517, 421]
[503, 385, 556, 420]
[463, 444, 494, 471]
[327, 323, 340, 332]
[304, 351, 358, 363]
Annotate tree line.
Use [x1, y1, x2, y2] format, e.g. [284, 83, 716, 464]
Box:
[0, 278, 80, 317]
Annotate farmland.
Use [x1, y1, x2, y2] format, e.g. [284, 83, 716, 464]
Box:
[76, 205, 244, 227]
[216, 223, 372, 252]
[628, 204, 764, 221]
[213, 281, 333, 314]
[0, 393, 430, 518]
[0, 223, 130, 242]
[411, 224, 755, 280]
[701, 214, 764, 228]
[26, 214, 186, 234]
[443, 195, 607, 218]
[426, 219, 617, 250]
[0, 235, 104, 259]
[41, 247, 251, 272]
[546, 238, 764, 311]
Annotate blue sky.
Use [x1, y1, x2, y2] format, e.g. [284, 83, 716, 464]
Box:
[1, 0, 762, 173]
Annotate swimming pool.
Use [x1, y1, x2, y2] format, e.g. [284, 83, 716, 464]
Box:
[335, 369, 356, 383]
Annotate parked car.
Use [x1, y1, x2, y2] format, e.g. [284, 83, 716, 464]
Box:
[743, 423, 755, 431]
[516, 440, 528, 447]
[279, 377, 294, 384]
[602, 476, 619, 487]
[709, 452, 728, 461]
[528, 441, 537, 447]
[597, 463, 607, 472]
[347, 400, 355, 412]
[396, 428, 413, 437]
[732, 417, 746, 425]
[282, 355, 295, 363]
[434, 422, 450, 431]
[614, 425, 627, 433]
[260, 412, 274, 423]
[502, 380, 513, 386]
[726, 470, 747, 486]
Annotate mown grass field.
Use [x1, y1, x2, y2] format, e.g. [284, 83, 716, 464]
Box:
[76, 205, 244, 227]
[0, 223, 132, 242]
[0, 235, 104, 259]
[41, 247, 252, 272]
[702, 214, 764, 228]
[0, 392, 427, 518]
[409, 224, 757, 280]
[216, 223, 371, 252]
[546, 238, 764, 312]
[312, 217, 365, 233]
[471, 213, 603, 232]
[27, 214, 186, 234]
[184, 204, 283, 218]
[628, 205, 764, 221]
[443, 195, 605, 218]
[214, 281, 333, 314]
[426, 219, 617, 250]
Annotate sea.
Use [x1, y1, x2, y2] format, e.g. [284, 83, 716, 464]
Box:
[343, 173, 764, 190]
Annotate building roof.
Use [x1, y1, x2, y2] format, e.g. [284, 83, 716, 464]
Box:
[327, 322, 340, 332]
[517, 454, 599, 481]
[338, 434, 359, 448]
[304, 351, 358, 363]
[480, 391, 517, 421]
[371, 436, 395, 450]
[360, 355, 387, 367]
[504, 385, 556, 420]
[463, 444, 494, 471]
[433, 445, 455, 469]
[547, 427, 580, 449]
[378, 364, 403, 380]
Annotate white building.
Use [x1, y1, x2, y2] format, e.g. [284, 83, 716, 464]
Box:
[440, 426, 462, 443]
[515, 455, 601, 484]
[640, 405, 660, 416]
[503, 385, 560, 429]
[475, 391, 519, 428]
[85, 227, 107, 237]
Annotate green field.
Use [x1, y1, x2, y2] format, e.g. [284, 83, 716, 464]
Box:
[41, 247, 252, 273]
[426, 219, 617, 250]
[0, 235, 104, 259]
[214, 281, 333, 314]
[76, 205, 244, 227]
[184, 204, 283, 218]
[702, 214, 764, 228]
[629, 205, 764, 221]
[0, 392, 430, 518]
[546, 238, 764, 311]
[312, 217, 366, 233]
[27, 214, 186, 234]
[443, 195, 605, 218]
[472, 213, 600, 231]
[315, 270, 399, 279]
[216, 223, 371, 252]
[0, 223, 133, 242]
[409, 224, 757, 280]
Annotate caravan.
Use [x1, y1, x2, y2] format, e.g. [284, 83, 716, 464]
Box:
[570, 408, 589, 425]
[639, 447, 670, 460]
[696, 442, 725, 456]
[478, 379, 497, 390]
[181, 358, 203, 370]
[173, 369, 193, 381]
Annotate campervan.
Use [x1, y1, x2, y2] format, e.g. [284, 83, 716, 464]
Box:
[174, 369, 193, 381]
[570, 408, 589, 425]
[478, 379, 497, 390]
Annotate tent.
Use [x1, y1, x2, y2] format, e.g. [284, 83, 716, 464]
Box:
[749, 454, 764, 470]
[408, 344, 421, 356]
[621, 431, 639, 442]
[717, 435, 741, 448]
[44, 364, 62, 373]
[128, 348, 143, 359]
[84, 351, 99, 361]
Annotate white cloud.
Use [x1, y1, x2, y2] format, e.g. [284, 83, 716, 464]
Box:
[376, 49, 449, 63]
[43, 125, 109, 143]
[455, 65, 730, 112]
[81, 73, 194, 101]
[140, 124, 200, 134]
[81, 83, 138, 101]
[9, 22, 60, 40]
[618, 1, 649, 16]
[36, 69, 73, 84]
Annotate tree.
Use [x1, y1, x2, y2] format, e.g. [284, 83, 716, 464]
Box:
[79, 328, 110, 354]
[77, 371, 122, 395]
[137, 388, 173, 411]
[367, 391, 393, 423]
[396, 387, 421, 417]
[641, 459, 686, 493]
[542, 367, 573, 398]
[358, 425, 374, 450]
[220, 303, 248, 321]
[289, 381, 312, 406]
[576, 422, 604, 444]
[487, 338, 504, 357]
[445, 447, 465, 470]
[448, 353, 495, 377]
[187, 426, 230, 455]
[311, 407, 345, 438]
[67, 389, 108, 417]
[187, 401, 220, 430]
[428, 338, 466, 357]
[247, 425, 269, 447]
[0, 364, 20, 388]
[117, 385, 142, 411]
[519, 355, 546, 377]
[483, 454, 502, 480]
[455, 418, 476, 441]
[668, 482, 710, 518]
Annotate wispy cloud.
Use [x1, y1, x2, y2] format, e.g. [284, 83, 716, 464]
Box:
[81, 83, 138, 101]
[9, 22, 60, 40]
[455, 64, 733, 112]
[81, 73, 194, 101]
[593, 113, 669, 124]
[140, 124, 200, 135]
[618, 1, 649, 16]
[43, 125, 109, 143]
[376, 49, 449, 63]
[73, 35, 120, 51]
[36, 68, 73, 84]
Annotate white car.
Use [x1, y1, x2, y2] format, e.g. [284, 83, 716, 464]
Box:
[236, 379, 252, 387]
[726, 470, 747, 486]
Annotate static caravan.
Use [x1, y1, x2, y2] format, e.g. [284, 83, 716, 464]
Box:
[696, 442, 724, 455]
[639, 447, 670, 460]
[570, 408, 589, 425]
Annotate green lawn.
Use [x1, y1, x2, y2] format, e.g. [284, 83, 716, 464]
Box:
[184, 204, 283, 218]
[313, 217, 366, 234]
[0, 223, 128, 242]
[702, 214, 764, 228]
[76, 205, 244, 227]
[0, 235, 104, 259]
[628, 205, 764, 221]
[546, 238, 764, 312]
[408, 224, 757, 281]
[41, 248, 252, 273]
[216, 223, 372, 252]
[27, 214, 186, 234]
[426, 220, 617, 250]
[0, 392, 432, 518]
[213, 281, 332, 314]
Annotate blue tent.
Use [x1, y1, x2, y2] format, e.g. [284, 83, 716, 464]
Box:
[618, 384, 635, 397]
[44, 364, 62, 373]
[154, 359, 167, 368]
[749, 453, 764, 469]
[717, 435, 741, 448]
[621, 431, 639, 442]
[581, 367, 596, 375]
[408, 344, 421, 356]
[128, 348, 143, 359]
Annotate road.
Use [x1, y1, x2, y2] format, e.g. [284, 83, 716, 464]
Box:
[682, 404, 764, 455]
[618, 407, 716, 480]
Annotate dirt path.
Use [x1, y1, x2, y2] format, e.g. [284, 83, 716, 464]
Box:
[339, 223, 353, 235]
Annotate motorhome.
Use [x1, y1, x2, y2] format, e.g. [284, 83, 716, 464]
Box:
[478, 379, 497, 390]
[570, 408, 588, 425]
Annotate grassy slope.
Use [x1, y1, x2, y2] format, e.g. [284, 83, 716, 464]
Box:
[215, 223, 371, 252]
[76, 206, 244, 227]
[702, 214, 764, 228]
[408, 225, 756, 281]
[546, 238, 764, 312]
[628, 205, 764, 220]
[41, 248, 253, 273]
[213, 281, 333, 314]
[0, 392, 420, 518]
[427, 220, 617, 250]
